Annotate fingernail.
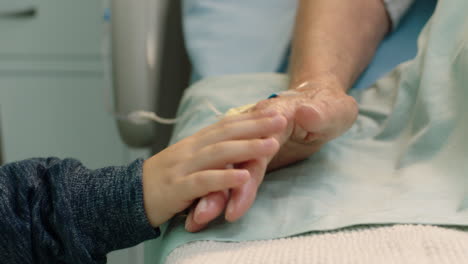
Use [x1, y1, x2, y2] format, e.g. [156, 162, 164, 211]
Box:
[194, 199, 209, 223]
[226, 201, 235, 219]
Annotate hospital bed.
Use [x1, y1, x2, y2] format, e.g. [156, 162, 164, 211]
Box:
[111, 0, 190, 151]
[110, 0, 437, 263]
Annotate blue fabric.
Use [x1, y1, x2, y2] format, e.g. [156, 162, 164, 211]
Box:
[353, 0, 437, 89]
[0, 158, 159, 263]
[152, 0, 468, 261]
[183, 0, 297, 82]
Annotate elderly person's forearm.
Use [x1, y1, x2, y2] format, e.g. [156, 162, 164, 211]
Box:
[289, 0, 391, 91]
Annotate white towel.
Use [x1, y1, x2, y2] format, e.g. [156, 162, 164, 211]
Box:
[166, 225, 468, 264]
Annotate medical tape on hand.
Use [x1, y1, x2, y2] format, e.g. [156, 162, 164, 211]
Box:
[225, 90, 300, 117]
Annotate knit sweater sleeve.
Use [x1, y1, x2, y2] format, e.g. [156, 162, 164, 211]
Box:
[0, 158, 160, 263]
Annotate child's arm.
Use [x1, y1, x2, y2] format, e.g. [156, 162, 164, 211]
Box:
[0, 157, 156, 264]
[0, 111, 285, 263]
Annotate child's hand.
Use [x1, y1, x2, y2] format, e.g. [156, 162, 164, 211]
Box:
[142, 111, 287, 228]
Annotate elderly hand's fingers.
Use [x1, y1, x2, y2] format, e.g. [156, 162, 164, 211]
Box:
[291, 104, 323, 142]
[180, 169, 249, 201]
[224, 179, 258, 222]
[225, 158, 269, 222]
[184, 191, 228, 232]
[185, 157, 270, 229]
[194, 114, 286, 149]
[185, 207, 208, 232]
[194, 191, 229, 225]
[186, 137, 279, 173]
[294, 97, 357, 142]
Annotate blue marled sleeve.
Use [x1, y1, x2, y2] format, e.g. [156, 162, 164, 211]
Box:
[0, 158, 160, 263]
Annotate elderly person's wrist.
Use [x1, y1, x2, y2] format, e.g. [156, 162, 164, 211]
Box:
[288, 72, 349, 94]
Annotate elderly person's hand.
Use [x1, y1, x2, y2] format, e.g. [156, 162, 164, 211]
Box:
[184, 0, 389, 232]
[255, 80, 358, 170]
[185, 78, 358, 232]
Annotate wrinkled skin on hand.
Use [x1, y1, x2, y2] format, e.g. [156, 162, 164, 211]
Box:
[185, 83, 358, 232]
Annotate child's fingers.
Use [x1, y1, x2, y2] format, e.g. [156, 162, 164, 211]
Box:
[194, 114, 287, 148]
[217, 108, 281, 126]
[193, 109, 281, 142]
[187, 138, 279, 172]
[181, 169, 250, 200]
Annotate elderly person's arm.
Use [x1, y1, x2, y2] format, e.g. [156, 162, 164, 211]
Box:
[290, 0, 415, 90]
[186, 0, 414, 232]
[263, 0, 392, 169]
[289, 0, 390, 91]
